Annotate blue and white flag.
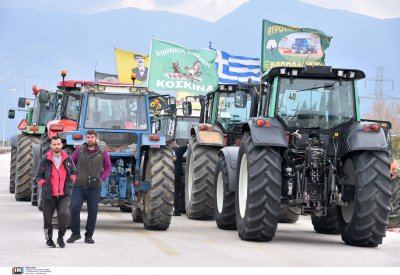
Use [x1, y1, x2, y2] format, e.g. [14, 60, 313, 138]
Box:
[215, 50, 260, 84]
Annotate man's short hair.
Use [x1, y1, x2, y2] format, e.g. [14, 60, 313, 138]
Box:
[134, 54, 144, 59]
[86, 130, 98, 138]
[51, 136, 62, 142]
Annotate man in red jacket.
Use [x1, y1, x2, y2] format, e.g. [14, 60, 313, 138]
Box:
[35, 136, 77, 248]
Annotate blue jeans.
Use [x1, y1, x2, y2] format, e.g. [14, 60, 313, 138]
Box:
[70, 186, 101, 238]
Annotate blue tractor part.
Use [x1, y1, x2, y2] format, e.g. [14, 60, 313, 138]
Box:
[64, 84, 175, 230]
[291, 38, 316, 54]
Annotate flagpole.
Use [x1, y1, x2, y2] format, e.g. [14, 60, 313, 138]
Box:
[146, 37, 155, 90]
[113, 47, 119, 83]
[94, 61, 98, 83]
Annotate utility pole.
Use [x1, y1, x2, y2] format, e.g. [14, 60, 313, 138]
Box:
[363, 66, 397, 103]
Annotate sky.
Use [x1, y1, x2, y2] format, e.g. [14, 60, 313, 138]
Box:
[0, 0, 399, 22]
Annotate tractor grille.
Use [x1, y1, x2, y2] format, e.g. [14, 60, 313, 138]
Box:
[97, 132, 138, 153]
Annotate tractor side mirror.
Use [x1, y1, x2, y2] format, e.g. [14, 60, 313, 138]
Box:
[38, 90, 50, 103]
[235, 90, 246, 108]
[18, 97, 27, 108]
[8, 109, 15, 119]
[183, 102, 192, 116]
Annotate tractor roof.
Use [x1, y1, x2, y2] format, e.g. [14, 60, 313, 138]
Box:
[57, 80, 94, 89]
[262, 66, 365, 82]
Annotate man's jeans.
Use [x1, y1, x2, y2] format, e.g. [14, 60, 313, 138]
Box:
[43, 195, 70, 240]
[70, 186, 101, 238]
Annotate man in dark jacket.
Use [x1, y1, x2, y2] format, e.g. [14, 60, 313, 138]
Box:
[35, 136, 77, 248]
[67, 130, 111, 244]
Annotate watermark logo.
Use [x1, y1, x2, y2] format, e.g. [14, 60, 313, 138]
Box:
[12, 267, 24, 274]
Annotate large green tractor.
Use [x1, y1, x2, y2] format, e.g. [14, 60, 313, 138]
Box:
[218, 66, 392, 247]
[8, 86, 59, 203]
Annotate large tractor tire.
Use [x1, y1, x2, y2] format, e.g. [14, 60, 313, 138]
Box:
[278, 205, 301, 224]
[40, 133, 51, 156]
[132, 204, 143, 223]
[143, 147, 175, 230]
[175, 146, 187, 214]
[9, 143, 18, 194]
[15, 134, 40, 201]
[185, 137, 219, 220]
[311, 206, 340, 234]
[389, 177, 400, 228]
[31, 144, 41, 206]
[214, 154, 236, 230]
[37, 134, 51, 210]
[120, 202, 132, 213]
[235, 133, 282, 241]
[338, 151, 391, 247]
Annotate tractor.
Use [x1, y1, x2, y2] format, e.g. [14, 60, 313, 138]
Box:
[44, 82, 175, 230]
[36, 72, 92, 210]
[291, 38, 316, 54]
[217, 66, 391, 247]
[183, 84, 261, 220]
[8, 85, 59, 203]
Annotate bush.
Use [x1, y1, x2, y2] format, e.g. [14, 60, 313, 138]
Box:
[391, 135, 400, 161]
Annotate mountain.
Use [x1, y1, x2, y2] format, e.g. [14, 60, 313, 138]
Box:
[0, 0, 399, 139]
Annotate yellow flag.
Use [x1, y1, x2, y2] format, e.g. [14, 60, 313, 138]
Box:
[114, 48, 150, 85]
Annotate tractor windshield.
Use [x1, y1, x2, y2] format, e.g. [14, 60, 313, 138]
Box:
[217, 92, 251, 132]
[276, 77, 355, 129]
[84, 93, 148, 130]
[32, 93, 57, 126]
[64, 90, 81, 121]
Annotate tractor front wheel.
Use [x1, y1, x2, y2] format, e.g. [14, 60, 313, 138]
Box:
[143, 147, 175, 230]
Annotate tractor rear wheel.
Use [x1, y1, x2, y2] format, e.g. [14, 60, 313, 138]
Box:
[185, 137, 219, 220]
[338, 151, 391, 247]
[311, 206, 340, 234]
[143, 147, 175, 230]
[15, 134, 40, 201]
[214, 154, 236, 230]
[40, 133, 51, 156]
[31, 144, 41, 206]
[235, 133, 281, 241]
[9, 142, 18, 194]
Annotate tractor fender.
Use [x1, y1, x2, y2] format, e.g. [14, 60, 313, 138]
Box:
[247, 117, 288, 148]
[191, 124, 224, 147]
[10, 134, 19, 148]
[342, 121, 388, 153]
[219, 146, 239, 193]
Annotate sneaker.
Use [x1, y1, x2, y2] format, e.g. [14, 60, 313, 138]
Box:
[57, 238, 65, 248]
[66, 233, 81, 243]
[84, 237, 95, 244]
[46, 239, 56, 248]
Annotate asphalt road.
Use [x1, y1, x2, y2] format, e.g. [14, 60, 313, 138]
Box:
[0, 152, 399, 267]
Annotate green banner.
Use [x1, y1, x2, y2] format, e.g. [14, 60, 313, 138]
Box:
[261, 20, 332, 73]
[148, 39, 219, 95]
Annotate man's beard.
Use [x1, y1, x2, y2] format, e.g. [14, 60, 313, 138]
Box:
[53, 148, 61, 153]
[87, 141, 96, 147]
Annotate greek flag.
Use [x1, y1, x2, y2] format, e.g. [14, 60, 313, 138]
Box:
[215, 50, 260, 84]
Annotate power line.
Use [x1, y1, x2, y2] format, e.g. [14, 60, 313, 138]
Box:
[360, 66, 399, 102]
